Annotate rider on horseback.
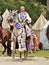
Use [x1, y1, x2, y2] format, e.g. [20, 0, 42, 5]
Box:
[18, 6, 31, 24]
[18, 6, 32, 59]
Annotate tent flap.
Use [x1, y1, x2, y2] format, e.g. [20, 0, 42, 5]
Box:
[2, 9, 10, 29]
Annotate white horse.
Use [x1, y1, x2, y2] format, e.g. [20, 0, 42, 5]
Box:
[7, 10, 27, 59]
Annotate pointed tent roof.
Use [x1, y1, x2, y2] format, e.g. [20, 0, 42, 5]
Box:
[2, 9, 10, 29]
[33, 14, 47, 30]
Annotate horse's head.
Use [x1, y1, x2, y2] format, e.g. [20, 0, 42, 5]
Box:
[7, 10, 18, 25]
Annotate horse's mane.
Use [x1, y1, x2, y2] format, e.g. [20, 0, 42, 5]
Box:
[46, 25, 49, 40]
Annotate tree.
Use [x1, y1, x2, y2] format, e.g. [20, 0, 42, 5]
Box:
[47, 0, 49, 11]
[6, 0, 16, 2]
[0, 0, 45, 24]
[34, 0, 37, 1]
[37, 0, 46, 5]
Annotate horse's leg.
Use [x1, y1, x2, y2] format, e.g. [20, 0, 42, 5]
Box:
[24, 41, 28, 59]
[2, 43, 7, 54]
[2, 36, 7, 54]
[24, 40, 28, 59]
[24, 51, 26, 59]
[24, 50, 28, 59]
[7, 40, 11, 56]
[20, 52, 22, 59]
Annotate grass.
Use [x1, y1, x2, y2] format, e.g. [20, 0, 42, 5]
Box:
[0, 50, 49, 57]
[28, 50, 49, 57]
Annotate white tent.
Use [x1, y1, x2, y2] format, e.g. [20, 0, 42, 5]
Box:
[2, 9, 10, 29]
[33, 14, 47, 30]
[33, 14, 47, 42]
[40, 21, 49, 49]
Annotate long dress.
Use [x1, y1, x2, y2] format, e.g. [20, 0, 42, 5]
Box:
[32, 34, 39, 49]
[26, 25, 34, 50]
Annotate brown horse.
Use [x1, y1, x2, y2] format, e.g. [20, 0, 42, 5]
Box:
[1, 10, 18, 56]
[1, 30, 12, 56]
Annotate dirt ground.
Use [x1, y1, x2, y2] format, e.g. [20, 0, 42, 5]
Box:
[0, 57, 49, 65]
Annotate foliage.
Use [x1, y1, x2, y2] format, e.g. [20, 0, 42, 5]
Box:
[37, 0, 47, 6]
[46, 10, 49, 20]
[0, 0, 45, 25]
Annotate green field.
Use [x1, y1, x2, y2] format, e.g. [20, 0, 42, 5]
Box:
[0, 50, 49, 57]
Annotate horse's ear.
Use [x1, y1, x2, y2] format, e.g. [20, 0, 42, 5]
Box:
[9, 10, 12, 13]
[15, 10, 18, 13]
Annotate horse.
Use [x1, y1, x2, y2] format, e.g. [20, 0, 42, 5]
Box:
[2, 9, 32, 59]
[0, 15, 7, 55]
[7, 10, 28, 59]
[0, 10, 18, 57]
[2, 30, 12, 56]
[0, 10, 18, 56]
